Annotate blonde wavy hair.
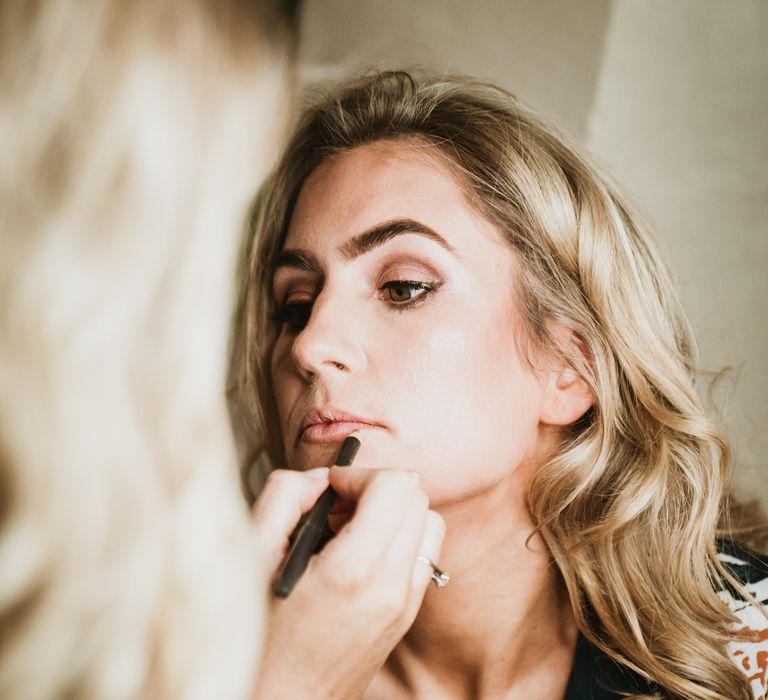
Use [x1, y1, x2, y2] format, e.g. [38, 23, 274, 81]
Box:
[0, 2, 292, 698]
[233, 70, 767, 699]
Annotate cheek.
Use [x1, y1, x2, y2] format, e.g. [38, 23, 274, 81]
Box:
[379, 308, 544, 503]
[271, 344, 297, 420]
[404, 310, 537, 403]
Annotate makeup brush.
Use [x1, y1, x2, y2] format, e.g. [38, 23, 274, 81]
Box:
[272, 435, 361, 598]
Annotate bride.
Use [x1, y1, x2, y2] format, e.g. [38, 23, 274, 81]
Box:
[234, 70, 768, 699]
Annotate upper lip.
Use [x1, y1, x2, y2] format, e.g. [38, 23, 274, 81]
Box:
[298, 406, 382, 441]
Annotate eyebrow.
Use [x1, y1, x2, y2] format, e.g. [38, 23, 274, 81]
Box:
[271, 217, 456, 278]
[339, 218, 456, 259]
[270, 248, 320, 275]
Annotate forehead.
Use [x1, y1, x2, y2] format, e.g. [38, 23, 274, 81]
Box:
[284, 139, 508, 254]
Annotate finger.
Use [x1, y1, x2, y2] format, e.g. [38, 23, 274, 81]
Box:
[251, 468, 329, 572]
[385, 488, 428, 568]
[327, 494, 357, 533]
[327, 510, 354, 534]
[328, 465, 419, 500]
[328, 494, 356, 517]
[378, 488, 429, 606]
[407, 510, 447, 614]
[325, 468, 421, 568]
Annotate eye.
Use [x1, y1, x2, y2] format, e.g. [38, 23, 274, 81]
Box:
[269, 301, 313, 333]
[380, 280, 433, 305]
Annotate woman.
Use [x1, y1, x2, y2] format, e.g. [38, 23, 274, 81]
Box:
[0, 2, 295, 698]
[234, 70, 768, 698]
[0, 4, 445, 698]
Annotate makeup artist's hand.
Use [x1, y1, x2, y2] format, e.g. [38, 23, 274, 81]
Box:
[250, 466, 445, 700]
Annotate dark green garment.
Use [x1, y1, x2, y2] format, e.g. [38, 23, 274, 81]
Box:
[564, 635, 654, 699]
[563, 542, 768, 699]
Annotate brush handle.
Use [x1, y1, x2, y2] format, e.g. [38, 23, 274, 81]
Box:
[272, 436, 361, 598]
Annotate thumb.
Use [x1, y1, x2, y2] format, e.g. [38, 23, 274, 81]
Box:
[251, 468, 329, 573]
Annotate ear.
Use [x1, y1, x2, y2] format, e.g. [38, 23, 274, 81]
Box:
[539, 327, 594, 427]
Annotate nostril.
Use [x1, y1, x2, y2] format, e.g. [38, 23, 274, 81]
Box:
[287, 303, 363, 379]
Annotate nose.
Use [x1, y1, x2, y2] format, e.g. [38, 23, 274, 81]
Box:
[290, 289, 367, 382]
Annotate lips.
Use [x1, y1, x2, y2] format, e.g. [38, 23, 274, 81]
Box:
[298, 407, 383, 444]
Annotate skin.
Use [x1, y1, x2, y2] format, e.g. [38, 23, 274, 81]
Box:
[261, 140, 593, 699]
[271, 141, 543, 504]
[251, 465, 445, 699]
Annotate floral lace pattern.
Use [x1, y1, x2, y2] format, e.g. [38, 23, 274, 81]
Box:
[718, 551, 768, 700]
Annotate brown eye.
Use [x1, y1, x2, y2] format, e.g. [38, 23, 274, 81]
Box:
[381, 281, 432, 305]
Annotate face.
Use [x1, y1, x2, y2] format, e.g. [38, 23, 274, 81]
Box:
[269, 140, 549, 505]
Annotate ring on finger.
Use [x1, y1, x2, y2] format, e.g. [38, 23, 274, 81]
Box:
[416, 554, 450, 588]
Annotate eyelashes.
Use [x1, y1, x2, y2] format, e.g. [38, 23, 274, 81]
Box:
[270, 279, 440, 334]
[269, 301, 313, 334]
[379, 280, 433, 305]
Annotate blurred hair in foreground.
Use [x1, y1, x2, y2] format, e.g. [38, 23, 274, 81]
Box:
[0, 1, 293, 698]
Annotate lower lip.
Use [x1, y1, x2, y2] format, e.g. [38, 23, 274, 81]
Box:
[300, 421, 378, 444]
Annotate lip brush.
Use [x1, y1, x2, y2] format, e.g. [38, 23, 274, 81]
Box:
[272, 435, 361, 598]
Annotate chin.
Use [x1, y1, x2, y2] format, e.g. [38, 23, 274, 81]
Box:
[290, 441, 339, 470]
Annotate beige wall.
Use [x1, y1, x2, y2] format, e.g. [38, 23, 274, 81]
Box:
[588, 1, 768, 506]
[297, 0, 768, 506]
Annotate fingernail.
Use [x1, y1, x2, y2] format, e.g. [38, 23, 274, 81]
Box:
[305, 467, 329, 479]
[408, 470, 421, 485]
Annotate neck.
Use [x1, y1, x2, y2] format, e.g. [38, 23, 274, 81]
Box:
[381, 473, 578, 699]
